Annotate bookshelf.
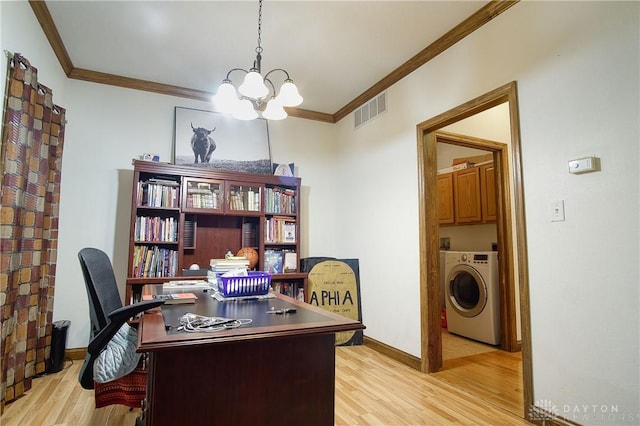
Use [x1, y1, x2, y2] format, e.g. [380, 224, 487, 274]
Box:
[126, 160, 307, 303]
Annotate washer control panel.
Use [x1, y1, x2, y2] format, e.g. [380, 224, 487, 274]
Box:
[472, 253, 489, 264]
[454, 252, 490, 265]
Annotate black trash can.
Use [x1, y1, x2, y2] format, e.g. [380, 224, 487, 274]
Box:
[48, 320, 70, 373]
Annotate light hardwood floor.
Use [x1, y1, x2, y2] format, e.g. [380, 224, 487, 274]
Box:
[2, 344, 527, 425]
[440, 330, 524, 418]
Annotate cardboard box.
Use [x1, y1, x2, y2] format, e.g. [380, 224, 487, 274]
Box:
[452, 153, 493, 166]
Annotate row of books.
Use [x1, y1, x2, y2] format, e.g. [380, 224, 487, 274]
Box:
[131, 245, 178, 278]
[264, 217, 296, 243]
[265, 187, 296, 214]
[137, 180, 180, 208]
[185, 190, 220, 209]
[228, 187, 261, 211]
[264, 249, 297, 274]
[134, 215, 178, 242]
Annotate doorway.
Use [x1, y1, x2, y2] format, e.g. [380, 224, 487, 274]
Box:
[435, 132, 517, 353]
[416, 82, 533, 420]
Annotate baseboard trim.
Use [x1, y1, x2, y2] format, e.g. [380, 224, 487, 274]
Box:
[363, 335, 421, 371]
[528, 406, 583, 426]
[66, 347, 86, 361]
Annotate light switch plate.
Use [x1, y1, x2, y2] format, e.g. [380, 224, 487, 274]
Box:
[551, 200, 565, 222]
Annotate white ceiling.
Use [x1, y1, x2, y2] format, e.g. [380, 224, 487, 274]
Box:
[45, 1, 490, 116]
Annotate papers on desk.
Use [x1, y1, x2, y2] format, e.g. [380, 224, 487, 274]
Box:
[163, 280, 213, 291]
[211, 291, 275, 302]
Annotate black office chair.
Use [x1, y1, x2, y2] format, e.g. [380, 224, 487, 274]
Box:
[77, 247, 163, 401]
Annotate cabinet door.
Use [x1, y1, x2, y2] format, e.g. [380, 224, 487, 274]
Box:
[480, 163, 497, 222]
[436, 173, 455, 224]
[453, 167, 482, 223]
[226, 181, 263, 214]
[182, 177, 224, 213]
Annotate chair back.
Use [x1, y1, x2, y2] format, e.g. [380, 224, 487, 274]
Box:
[78, 247, 123, 339]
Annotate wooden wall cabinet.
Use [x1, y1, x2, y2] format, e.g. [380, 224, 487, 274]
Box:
[126, 160, 307, 303]
[437, 163, 496, 226]
[480, 162, 497, 222]
[453, 167, 482, 223]
[436, 173, 455, 225]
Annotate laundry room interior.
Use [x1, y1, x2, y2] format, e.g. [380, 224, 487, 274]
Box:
[436, 104, 523, 364]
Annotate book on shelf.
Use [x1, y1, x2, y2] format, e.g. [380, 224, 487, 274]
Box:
[283, 221, 296, 243]
[134, 215, 177, 242]
[142, 292, 197, 304]
[228, 187, 260, 211]
[132, 245, 178, 278]
[138, 178, 180, 208]
[264, 216, 296, 243]
[264, 249, 283, 274]
[283, 251, 298, 273]
[147, 176, 180, 186]
[265, 186, 296, 214]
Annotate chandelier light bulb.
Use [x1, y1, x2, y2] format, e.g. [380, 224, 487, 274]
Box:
[262, 97, 287, 120]
[239, 70, 269, 100]
[277, 80, 303, 107]
[233, 98, 259, 120]
[213, 81, 241, 114]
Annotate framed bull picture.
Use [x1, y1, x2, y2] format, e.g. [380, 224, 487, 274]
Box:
[173, 107, 272, 174]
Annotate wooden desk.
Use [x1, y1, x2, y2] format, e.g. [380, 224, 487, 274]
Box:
[138, 289, 364, 425]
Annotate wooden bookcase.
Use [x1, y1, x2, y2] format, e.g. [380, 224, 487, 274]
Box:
[126, 160, 307, 303]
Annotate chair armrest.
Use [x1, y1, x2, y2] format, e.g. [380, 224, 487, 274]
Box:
[87, 300, 164, 355]
[108, 300, 165, 324]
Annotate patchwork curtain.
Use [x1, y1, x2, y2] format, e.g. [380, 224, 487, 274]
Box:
[0, 53, 66, 411]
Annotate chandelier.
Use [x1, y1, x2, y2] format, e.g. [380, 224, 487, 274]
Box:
[213, 0, 303, 120]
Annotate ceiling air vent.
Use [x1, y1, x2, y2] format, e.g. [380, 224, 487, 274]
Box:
[354, 92, 387, 128]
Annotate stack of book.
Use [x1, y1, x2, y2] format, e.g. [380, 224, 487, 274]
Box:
[209, 257, 250, 274]
[143, 292, 197, 304]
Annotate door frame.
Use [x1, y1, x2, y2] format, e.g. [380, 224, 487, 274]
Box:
[416, 81, 533, 418]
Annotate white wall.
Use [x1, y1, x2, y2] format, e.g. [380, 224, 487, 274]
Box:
[3, 1, 639, 424]
[515, 3, 639, 423]
[267, 118, 339, 258]
[334, 1, 639, 424]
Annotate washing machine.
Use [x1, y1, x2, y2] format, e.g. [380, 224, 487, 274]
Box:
[444, 251, 501, 345]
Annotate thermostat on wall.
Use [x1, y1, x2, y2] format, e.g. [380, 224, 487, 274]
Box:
[568, 156, 600, 174]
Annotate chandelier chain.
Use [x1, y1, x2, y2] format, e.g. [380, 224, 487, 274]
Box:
[214, 0, 302, 120]
[255, 0, 263, 55]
